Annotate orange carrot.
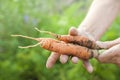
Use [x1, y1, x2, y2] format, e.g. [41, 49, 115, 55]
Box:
[35, 28, 102, 50]
[11, 35, 97, 60]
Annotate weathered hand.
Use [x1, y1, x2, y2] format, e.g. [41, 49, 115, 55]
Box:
[46, 27, 96, 73]
[96, 38, 120, 66]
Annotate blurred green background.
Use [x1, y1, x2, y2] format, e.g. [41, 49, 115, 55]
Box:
[0, 0, 120, 80]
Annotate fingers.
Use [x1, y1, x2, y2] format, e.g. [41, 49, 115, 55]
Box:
[46, 52, 94, 73]
[71, 56, 79, 64]
[97, 44, 120, 63]
[96, 41, 109, 49]
[82, 60, 93, 73]
[69, 27, 93, 73]
[46, 52, 60, 68]
[96, 38, 120, 49]
[46, 27, 94, 72]
[71, 56, 93, 73]
[60, 55, 69, 64]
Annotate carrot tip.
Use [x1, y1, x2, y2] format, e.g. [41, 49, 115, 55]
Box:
[34, 27, 49, 34]
[11, 34, 21, 37]
[11, 34, 37, 41]
[34, 27, 58, 38]
[19, 46, 29, 48]
[34, 27, 45, 33]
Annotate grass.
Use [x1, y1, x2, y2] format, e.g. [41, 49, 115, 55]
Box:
[0, 0, 120, 80]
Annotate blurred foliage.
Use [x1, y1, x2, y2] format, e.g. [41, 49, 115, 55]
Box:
[0, 0, 120, 80]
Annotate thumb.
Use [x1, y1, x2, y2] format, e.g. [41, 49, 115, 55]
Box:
[96, 38, 120, 49]
[96, 41, 109, 49]
[69, 27, 78, 36]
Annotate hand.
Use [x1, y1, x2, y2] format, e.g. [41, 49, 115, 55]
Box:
[46, 27, 96, 73]
[96, 38, 120, 66]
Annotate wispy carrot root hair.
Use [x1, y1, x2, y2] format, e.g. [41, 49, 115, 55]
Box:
[11, 35, 42, 48]
[11, 34, 97, 60]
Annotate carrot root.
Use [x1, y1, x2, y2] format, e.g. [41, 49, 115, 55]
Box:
[34, 27, 59, 38]
[11, 28, 100, 60]
[19, 43, 41, 49]
[34, 28, 101, 49]
[11, 34, 38, 41]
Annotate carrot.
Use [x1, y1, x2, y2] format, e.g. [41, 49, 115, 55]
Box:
[11, 35, 97, 60]
[35, 28, 102, 50]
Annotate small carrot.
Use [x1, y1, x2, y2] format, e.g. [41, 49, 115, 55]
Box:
[35, 28, 102, 50]
[11, 35, 97, 60]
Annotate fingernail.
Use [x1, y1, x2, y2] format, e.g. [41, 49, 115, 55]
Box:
[46, 52, 60, 69]
[46, 62, 53, 69]
[87, 66, 93, 73]
[60, 55, 68, 64]
[71, 57, 79, 64]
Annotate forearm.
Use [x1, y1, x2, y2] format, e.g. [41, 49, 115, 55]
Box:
[78, 0, 120, 40]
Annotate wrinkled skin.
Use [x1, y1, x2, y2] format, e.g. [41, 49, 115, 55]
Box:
[46, 27, 120, 73]
[46, 27, 94, 73]
[96, 40, 120, 66]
